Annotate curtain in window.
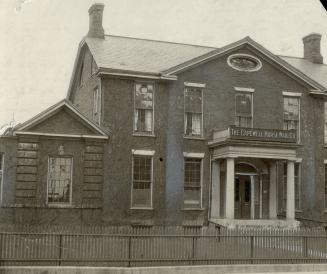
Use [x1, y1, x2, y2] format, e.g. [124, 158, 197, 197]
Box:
[145, 110, 152, 132]
[192, 113, 201, 135]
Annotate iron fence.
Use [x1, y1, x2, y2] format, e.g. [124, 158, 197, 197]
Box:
[0, 226, 326, 266]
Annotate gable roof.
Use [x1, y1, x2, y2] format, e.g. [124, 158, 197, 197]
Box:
[14, 100, 109, 139]
[85, 35, 216, 75]
[67, 34, 327, 100]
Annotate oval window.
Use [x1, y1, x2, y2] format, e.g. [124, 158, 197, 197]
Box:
[227, 54, 262, 72]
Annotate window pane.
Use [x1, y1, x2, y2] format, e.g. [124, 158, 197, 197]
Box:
[135, 84, 153, 109]
[235, 93, 252, 116]
[185, 88, 202, 113]
[48, 157, 72, 204]
[132, 156, 152, 208]
[184, 158, 201, 208]
[134, 83, 153, 133]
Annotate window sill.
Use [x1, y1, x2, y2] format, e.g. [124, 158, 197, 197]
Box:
[133, 133, 156, 138]
[47, 203, 73, 208]
[131, 207, 154, 210]
[181, 207, 205, 211]
[184, 136, 205, 141]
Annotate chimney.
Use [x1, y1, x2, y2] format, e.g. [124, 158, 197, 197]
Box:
[87, 3, 105, 39]
[302, 33, 323, 64]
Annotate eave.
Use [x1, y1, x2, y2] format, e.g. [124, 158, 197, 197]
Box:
[96, 68, 177, 81]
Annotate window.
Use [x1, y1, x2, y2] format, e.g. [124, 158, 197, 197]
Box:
[235, 92, 253, 128]
[0, 153, 3, 204]
[282, 162, 301, 211]
[184, 158, 202, 208]
[132, 155, 153, 208]
[283, 96, 300, 142]
[47, 157, 72, 204]
[324, 102, 327, 144]
[184, 87, 203, 136]
[134, 83, 154, 134]
[92, 87, 101, 125]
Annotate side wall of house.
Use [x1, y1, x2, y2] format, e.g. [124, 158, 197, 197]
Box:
[0, 136, 17, 223]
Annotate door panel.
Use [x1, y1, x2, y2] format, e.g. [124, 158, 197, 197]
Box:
[234, 176, 251, 219]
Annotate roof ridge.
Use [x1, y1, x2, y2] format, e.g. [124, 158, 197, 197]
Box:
[279, 55, 327, 66]
[104, 34, 218, 49]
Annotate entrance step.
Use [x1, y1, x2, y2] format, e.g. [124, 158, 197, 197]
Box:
[210, 218, 300, 229]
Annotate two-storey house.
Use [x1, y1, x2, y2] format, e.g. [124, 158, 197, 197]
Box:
[1, 3, 327, 228]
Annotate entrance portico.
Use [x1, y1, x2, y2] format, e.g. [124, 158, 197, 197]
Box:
[209, 126, 300, 228]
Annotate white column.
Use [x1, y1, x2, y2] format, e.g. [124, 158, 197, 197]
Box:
[250, 176, 255, 219]
[269, 161, 277, 219]
[211, 161, 220, 219]
[286, 160, 295, 220]
[225, 157, 235, 219]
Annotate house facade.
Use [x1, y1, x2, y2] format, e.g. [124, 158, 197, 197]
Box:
[1, 3, 327, 227]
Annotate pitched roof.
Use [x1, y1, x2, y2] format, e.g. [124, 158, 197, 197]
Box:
[84, 35, 327, 91]
[85, 35, 216, 74]
[279, 56, 327, 89]
[14, 100, 109, 139]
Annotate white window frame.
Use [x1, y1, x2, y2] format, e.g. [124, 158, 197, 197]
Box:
[92, 86, 101, 125]
[133, 82, 155, 136]
[184, 84, 204, 138]
[234, 90, 254, 128]
[183, 153, 204, 209]
[0, 153, 3, 205]
[131, 150, 154, 209]
[283, 95, 300, 143]
[46, 156, 73, 206]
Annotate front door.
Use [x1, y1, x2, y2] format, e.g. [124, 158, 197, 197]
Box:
[235, 176, 251, 219]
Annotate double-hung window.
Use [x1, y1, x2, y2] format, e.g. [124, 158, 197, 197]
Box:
[235, 92, 253, 128]
[283, 96, 300, 142]
[47, 156, 73, 205]
[132, 153, 153, 208]
[92, 87, 101, 125]
[282, 162, 301, 211]
[134, 83, 154, 134]
[184, 86, 203, 137]
[184, 157, 202, 208]
[324, 102, 327, 144]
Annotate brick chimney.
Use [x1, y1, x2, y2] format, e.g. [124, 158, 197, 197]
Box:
[302, 33, 323, 64]
[87, 3, 105, 39]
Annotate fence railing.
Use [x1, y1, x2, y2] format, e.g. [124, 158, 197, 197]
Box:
[0, 225, 327, 266]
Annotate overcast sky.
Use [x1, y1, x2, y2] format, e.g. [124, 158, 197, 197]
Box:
[0, 0, 326, 127]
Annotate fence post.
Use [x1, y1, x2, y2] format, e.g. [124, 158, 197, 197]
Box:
[192, 236, 196, 265]
[302, 236, 308, 258]
[58, 234, 63, 266]
[250, 235, 254, 264]
[128, 236, 132, 267]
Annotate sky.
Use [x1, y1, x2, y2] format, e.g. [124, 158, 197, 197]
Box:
[0, 0, 326, 127]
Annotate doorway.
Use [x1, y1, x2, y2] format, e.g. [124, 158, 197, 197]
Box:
[235, 175, 252, 219]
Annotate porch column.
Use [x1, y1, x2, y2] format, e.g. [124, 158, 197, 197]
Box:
[225, 157, 235, 219]
[211, 160, 220, 219]
[286, 160, 295, 220]
[269, 161, 277, 219]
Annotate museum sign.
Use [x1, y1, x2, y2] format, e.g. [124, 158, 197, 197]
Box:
[229, 126, 297, 143]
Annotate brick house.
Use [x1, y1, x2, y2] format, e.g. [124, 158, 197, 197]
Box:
[1, 3, 327, 227]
